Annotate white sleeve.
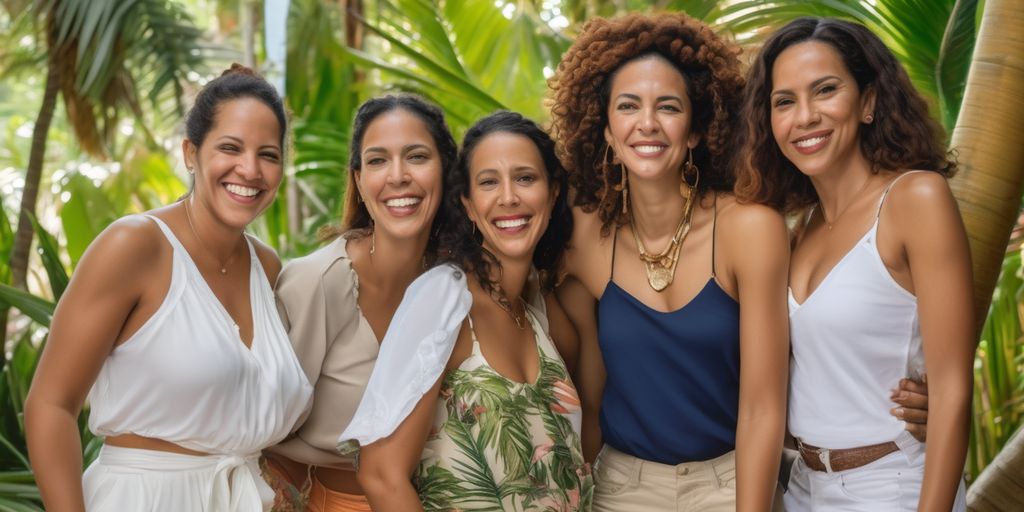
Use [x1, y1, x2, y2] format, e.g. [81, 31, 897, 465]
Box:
[337, 264, 472, 454]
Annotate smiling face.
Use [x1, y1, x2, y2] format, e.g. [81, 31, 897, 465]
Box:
[462, 132, 557, 265]
[603, 54, 700, 182]
[355, 109, 443, 242]
[769, 41, 876, 179]
[183, 97, 283, 229]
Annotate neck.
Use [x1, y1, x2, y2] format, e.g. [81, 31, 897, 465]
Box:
[627, 170, 688, 240]
[489, 255, 531, 306]
[809, 152, 874, 216]
[366, 229, 430, 291]
[184, 197, 245, 261]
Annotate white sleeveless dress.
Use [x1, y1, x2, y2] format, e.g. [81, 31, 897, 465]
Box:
[83, 215, 312, 511]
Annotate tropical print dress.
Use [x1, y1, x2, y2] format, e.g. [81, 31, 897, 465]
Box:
[415, 311, 593, 512]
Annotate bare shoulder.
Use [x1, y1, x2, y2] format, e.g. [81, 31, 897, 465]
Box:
[248, 235, 283, 285]
[89, 215, 167, 264]
[715, 194, 788, 240]
[886, 171, 955, 211]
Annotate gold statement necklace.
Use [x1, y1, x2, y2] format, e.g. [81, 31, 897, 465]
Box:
[184, 200, 243, 275]
[630, 191, 696, 292]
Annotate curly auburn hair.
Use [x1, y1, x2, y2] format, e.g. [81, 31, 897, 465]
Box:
[437, 111, 572, 296]
[548, 12, 745, 234]
[734, 17, 956, 212]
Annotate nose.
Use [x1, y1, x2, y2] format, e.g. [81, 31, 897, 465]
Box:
[236, 151, 262, 180]
[637, 106, 659, 134]
[795, 98, 820, 127]
[498, 178, 520, 207]
[386, 159, 411, 186]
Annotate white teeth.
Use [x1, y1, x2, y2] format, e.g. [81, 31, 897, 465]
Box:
[796, 135, 828, 148]
[634, 145, 664, 154]
[385, 197, 422, 208]
[495, 218, 529, 229]
[225, 184, 260, 197]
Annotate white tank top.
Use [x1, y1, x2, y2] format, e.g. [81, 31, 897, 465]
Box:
[788, 172, 926, 449]
[87, 215, 312, 456]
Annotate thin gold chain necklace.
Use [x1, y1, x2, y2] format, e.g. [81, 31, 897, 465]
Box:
[183, 200, 243, 275]
[820, 175, 873, 230]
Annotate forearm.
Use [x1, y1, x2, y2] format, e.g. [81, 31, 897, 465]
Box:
[735, 408, 785, 512]
[917, 378, 971, 511]
[26, 402, 87, 511]
[581, 408, 603, 463]
[360, 473, 424, 512]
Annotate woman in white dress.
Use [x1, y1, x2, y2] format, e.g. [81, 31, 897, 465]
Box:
[25, 64, 312, 511]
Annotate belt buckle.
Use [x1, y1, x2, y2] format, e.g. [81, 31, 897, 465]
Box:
[817, 448, 834, 473]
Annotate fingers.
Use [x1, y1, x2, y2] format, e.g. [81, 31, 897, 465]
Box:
[904, 422, 927, 443]
[898, 377, 928, 395]
[890, 379, 929, 411]
[890, 406, 927, 424]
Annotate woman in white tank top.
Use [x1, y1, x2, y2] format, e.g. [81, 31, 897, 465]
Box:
[24, 65, 312, 511]
[735, 18, 973, 511]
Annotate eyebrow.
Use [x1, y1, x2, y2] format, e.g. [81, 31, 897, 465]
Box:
[217, 135, 280, 152]
[772, 75, 842, 97]
[363, 143, 432, 155]
[614, 93, 683, 104]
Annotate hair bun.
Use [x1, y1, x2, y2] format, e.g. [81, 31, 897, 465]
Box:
[221, 63, 258, 77]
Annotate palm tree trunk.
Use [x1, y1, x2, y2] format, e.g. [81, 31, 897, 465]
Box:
[9, 40, 61, 290]
[949, 0, 1024, 508]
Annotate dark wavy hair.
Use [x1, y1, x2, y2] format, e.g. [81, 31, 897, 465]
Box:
[320, 95, 458, 251]
[549, 12, 745, 235]
[734, 17, 956, 212]
[438, 111, 572, 296]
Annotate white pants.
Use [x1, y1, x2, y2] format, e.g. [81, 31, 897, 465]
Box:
[83, 445, 273, 511]
[784, 431, 966, 511]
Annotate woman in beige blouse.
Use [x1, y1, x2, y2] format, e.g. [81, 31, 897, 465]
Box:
[263, 95, 459, 511]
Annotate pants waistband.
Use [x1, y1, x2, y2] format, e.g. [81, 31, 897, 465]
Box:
[597, 444, 735, 481]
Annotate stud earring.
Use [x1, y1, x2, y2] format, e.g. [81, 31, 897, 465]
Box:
[864, 114, 874, 124]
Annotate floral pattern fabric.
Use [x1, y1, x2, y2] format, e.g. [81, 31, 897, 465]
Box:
[415, 312, 593, 511]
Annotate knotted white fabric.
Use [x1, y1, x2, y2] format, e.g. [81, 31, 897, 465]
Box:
[208, 453, 273, 511]
[338, 264, 472, 454]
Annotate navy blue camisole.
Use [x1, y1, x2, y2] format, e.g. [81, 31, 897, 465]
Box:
[597, 201, 740, 464]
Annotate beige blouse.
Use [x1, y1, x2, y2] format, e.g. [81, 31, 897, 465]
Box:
[267, 237, 376, 470]
[267, 235, 549, 470]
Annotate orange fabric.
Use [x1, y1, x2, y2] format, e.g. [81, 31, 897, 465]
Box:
[308, 475, 371, 512]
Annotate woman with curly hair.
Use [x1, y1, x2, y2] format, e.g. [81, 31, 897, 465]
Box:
[548, 12, 789, 510]
[735, 17, 970, 510]
[341, 111, 591, 511]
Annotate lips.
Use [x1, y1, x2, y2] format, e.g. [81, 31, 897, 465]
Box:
[224, 183, 262, 202]
[791, 130, 832, 154]
[382, 195, 423, 217]
[493, 215, 530, 232]
[630, 142, 667, 157]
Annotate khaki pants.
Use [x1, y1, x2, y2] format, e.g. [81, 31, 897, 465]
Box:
[593, 445, 785, 511]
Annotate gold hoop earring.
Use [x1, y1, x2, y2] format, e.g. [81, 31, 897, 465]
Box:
[681, 147, 699, 200]
[604, 145, 629, 216]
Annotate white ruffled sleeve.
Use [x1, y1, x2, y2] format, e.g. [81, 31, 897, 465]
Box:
[337, 264, 471, 455]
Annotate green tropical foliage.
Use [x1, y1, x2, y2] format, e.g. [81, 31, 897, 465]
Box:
[0, 0, 1019, 508]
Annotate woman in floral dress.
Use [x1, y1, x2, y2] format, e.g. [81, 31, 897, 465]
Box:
[346, 111, 591, 511]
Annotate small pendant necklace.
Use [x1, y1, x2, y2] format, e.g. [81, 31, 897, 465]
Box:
[184, 200, 243, 275]
[821, 175, 873, 231]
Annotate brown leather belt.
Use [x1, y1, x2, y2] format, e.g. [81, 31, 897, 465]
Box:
[797, 439, 899, 472]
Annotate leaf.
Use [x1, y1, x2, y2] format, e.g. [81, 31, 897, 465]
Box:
[0, 284, 54, 327]
[936, 0, 979, 131]
[28, 213, 68, 300]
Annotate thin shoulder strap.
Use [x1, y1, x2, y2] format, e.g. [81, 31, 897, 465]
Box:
[876, 171, 930, 219]
[710, 193, 718, 279]
[466, 315, 482, 354]
[609, 226, 618, 281]
[142, 214, 185, 252]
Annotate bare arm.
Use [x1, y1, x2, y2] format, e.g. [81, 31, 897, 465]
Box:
[544, 293, 580, 376]
[556, 276, 604, 463]
[729, 205, 790, 512]
[891, 174, 973, 511]
[357, 375, 443, 511]
[25, 217, 158, 511]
